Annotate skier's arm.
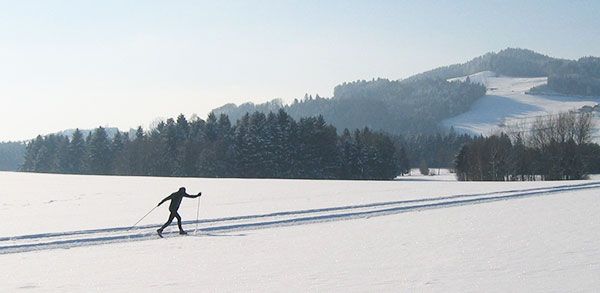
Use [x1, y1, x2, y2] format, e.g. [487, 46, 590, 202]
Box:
[184, 192, 202, 198]
[157, 194, 172, 206]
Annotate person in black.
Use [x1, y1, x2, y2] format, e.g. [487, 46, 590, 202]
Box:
[156, 187, 201, 237]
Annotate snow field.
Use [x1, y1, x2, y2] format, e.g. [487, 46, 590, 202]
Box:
[3, 180, 600, 255]
[1, 172, 600, 291]
[0, 171, 589, 236]
[444, 71, 600, 136]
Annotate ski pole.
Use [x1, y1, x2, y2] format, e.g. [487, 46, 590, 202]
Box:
[129, 205, 158, 230]
[195, 196, 201, 235]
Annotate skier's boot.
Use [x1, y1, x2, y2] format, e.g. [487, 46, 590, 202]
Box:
[179, 230, 188, 235]
[157, 229, 164, 238]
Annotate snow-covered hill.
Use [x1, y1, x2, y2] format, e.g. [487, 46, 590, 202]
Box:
[443, 71, 600, 136]
[1, 172, 600, 291]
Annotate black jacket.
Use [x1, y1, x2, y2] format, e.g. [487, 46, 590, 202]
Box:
[158, 190, 201, 212]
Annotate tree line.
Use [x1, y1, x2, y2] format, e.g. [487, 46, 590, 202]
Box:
[455, 112, 599, 181]
[411, 47, 600, 97]
[213, 78, 486, 135]
[0, 142, 26, 171]
[21, 110, 410, 180]
[408, 48, 556, 81]
[2, 123, 477, 174]
[545, 56, 600, 96]
[397, 129, 476, 170]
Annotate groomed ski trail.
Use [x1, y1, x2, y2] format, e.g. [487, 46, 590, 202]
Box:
[2, 181, 599, 255]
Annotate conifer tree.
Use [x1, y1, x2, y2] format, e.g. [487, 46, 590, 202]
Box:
[69, 129, 86, 174]
[87, 127, 112, 175]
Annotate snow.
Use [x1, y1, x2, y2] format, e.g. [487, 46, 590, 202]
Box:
[444, 71, 600, 136]
[1, 171, 600, 291]
[396, 168, 457, 181]
[0, 171, 587, 236]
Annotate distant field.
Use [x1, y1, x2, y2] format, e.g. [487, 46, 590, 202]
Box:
[444, 71, 600, 137]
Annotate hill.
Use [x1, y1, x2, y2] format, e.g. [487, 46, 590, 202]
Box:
[409, 48, 600, 96]
[214, 78, 486, 135]
[442, 71, 600, 136]
[213, 48, 600, 135]
[408, 48, 557, 80]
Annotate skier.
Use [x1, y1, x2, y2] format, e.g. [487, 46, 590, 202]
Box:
[156, 187, 201, 237]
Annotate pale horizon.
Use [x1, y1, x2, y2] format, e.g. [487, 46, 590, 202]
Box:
[2, 1, 600, 142]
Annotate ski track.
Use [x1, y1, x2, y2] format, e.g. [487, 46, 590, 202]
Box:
[1, 182, 599, 255]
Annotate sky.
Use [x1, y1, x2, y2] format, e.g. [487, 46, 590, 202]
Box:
[1, 0, 600, 142]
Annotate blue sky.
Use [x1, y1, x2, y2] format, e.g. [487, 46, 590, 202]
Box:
[1, 0, 599, 141]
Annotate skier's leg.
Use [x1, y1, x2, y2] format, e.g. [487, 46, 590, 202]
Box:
[175, 212, 186, 234]
[158, 213, 175, 232]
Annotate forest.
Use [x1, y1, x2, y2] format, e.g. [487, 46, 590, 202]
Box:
[20, 110, 410, 180]
[0, 142, 25, 171]
[398, 130, 476, 170]
[2, 128, 469, 174]
[455, 112, 600, 181]
[411, 48, 600, 96]
[214, 78, 486, 135]
[214, 49, 600, 140]
[10, 48, 600, 178]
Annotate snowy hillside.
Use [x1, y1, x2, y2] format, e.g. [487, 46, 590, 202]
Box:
[443, 71, 600, 136]
[2, 172, 600, 291]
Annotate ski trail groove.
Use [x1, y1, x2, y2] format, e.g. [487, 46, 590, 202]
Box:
[1, 182, 599, 254]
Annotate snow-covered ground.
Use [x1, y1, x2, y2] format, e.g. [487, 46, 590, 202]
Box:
[443, 71, 600, 136]
[1, 171, 600, 291]
[396, 168, 456, 181]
